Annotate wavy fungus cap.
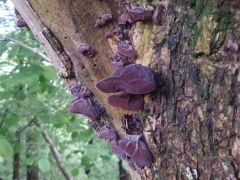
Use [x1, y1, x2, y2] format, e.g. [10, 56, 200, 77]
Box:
[69, 98, 99, 121]
[96, 64, 155, 94]
[119, 135, 153, 168]
[117, 44, 136, 59]
[98, 125, 117, 141]
[127, 7, 152, 22]
[108, 94, 144, 111]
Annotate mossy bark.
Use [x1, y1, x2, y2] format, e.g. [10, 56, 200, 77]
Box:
[12, 0, 240, 179]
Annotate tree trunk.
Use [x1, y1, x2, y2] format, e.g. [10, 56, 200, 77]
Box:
[12, 0, 240, 179]
[12, 131, 20, 180]
[26, 133, 39, 180]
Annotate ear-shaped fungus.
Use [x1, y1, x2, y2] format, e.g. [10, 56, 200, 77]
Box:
[77, 44, 96, 58]
[17, 17, 28, 28]
[70, 85, 92, 98]
[117, 45, 136, 59]
[108, 94, 144, 111]
[95, 13, 113, 27]
[69, 98, 99, 121]
[110, 141, 127, 160]
[98, 125, 117, 141]
[96, 64, 155, 94]
[118, 14, 134, 25]
[127, 7, 152, 22]
[119, 135, 153, 168]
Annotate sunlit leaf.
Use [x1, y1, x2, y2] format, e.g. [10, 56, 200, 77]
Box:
[38, 159, 50, 172]
[0, 138, 13, 158]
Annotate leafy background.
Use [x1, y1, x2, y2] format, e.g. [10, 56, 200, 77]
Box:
[0, 1, 119, 179]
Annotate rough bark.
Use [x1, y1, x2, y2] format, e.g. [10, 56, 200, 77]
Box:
[12, 0, 240, 179]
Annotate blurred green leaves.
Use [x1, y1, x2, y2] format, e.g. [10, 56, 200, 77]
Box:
[0, 137, 14, 158]
[0, 3, 119, 179]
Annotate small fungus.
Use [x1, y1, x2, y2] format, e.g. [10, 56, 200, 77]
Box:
[77, 44, 96, 58]
[98, 125, 118, 141]
[108, 93, 144, 111]
[95, 13, 112, 27]
[15, 9, 28, 28]
[70, 85, 92, 98]
[17, 17, 28, 28]
[117, 44, 136, 59]
[102, 13, 112, 22]
[96, 64, 155, 94]
[121, 115, 143, 134]
[127, 7, 152, 22]
[69, 98, 99, 121]
[110, 54, 129, 70]
[118, 14, 134, 25]
[119, 135, 153, 168]
[110, 140, 127, 160]
[95, 19, 105, 27]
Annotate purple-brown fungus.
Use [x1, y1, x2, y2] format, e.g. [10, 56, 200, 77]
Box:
[98, 125, 118, 141]
[119, 135, 153, 168]
[118, 14, 134, 25]
[110, 141, 127, 160]
[110, 54, 130, 70]
[121, 115, 143, 135]
[108, 94, 144, 111]
[117, 44, 136, 59]
[17, 17, 28, 28]
[127, 7, 152, 22]
[69, 98, 99, 121]
[118, 7, 152, 25]
[70, 84, 92, 98]
[77, 44, 96, 58]
[15, 9, 28, 28]
[96, 64, 155, 94]
[95, 13, 113, 28]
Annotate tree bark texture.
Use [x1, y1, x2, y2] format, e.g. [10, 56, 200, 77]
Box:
[12, 0, 240, 179]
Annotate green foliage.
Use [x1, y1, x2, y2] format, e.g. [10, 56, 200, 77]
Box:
[0, 137, 14, 158]
[0, 3, 119, 179]
[38, 159, 51, 172]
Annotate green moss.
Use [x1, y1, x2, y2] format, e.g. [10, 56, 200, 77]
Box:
[186, 0, 233, 56]
[139, 110, 149, 123]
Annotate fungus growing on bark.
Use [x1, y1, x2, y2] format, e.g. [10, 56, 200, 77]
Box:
[108, 94, 144, 111]
[118, 7, 152, 25]
[119, 135, 153, 168]
[70, 85, 92, 98]
[110, 140, 127, 160]
[98, 125, 117, 141]
[69, 98, 99, 121]
[117, 44, 136, 59]
[121, 115, 143, 134]
[77, 44, 96, 58]
[96, 64, 155, 94]
[127, 7, 152, 22]
[118, 14, 134, 25]
[95, 13, 113, 27]
[17, 17, 28, 28]
[15, 9, 28, 28]
[110, 54, 129, 70]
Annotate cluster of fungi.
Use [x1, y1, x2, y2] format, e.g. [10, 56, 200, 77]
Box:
[69, 6, 156, 170]
[15, 5, 156, 169]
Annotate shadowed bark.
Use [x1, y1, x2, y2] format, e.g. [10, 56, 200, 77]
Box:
[12, 0, 240, 179]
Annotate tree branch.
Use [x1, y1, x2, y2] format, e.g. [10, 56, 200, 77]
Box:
[0, 36, 50, 62]
[35, 123, 72, 180]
